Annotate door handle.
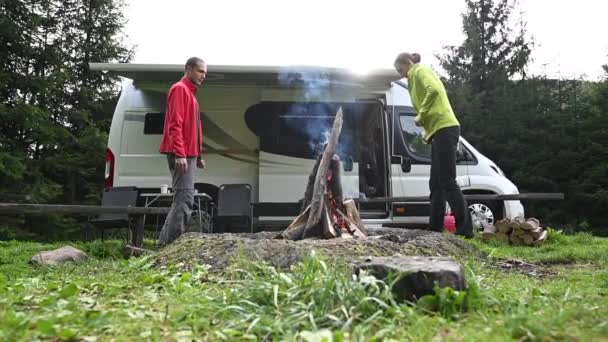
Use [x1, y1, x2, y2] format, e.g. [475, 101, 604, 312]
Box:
[401, 157, 412, 173]
[391, 156, 412, 173]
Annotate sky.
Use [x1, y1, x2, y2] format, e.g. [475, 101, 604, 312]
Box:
[124, 0, 607, 80]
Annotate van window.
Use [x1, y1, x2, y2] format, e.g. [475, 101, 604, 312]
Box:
[398, 114, 476, 164]
[245, 101, 372, 160]
[144, 113, 164, 134]
[399, 114, 432, 159]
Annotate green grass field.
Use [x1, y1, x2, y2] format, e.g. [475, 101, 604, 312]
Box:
[1, 229, 607, 341]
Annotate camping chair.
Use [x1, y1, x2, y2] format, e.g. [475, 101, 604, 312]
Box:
[215, 184, 253, 233]
[88, 186, 139, 240]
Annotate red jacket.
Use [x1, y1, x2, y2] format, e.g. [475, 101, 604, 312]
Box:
[159, 77, 203, 158]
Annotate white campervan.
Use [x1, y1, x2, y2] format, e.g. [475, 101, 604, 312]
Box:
[91, 63, 524, 230]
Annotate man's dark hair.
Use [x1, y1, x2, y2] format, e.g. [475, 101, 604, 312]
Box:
[185, 57, 205, 71]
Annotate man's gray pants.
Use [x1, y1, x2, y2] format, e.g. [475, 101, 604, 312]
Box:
[157, 154, 197, 247]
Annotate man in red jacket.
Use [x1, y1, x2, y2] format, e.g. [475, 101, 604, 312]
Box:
[157, 56, 207, 247]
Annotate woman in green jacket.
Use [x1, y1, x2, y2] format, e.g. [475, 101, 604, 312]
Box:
[394, 52, 473, 238]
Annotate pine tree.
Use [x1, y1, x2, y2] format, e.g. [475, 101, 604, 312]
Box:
[437, 0, 608, 231]
[0, 0, 133, 238]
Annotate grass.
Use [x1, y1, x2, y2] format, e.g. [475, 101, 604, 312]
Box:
[0, 231, 607, 341]
[469, 228, 608, 264]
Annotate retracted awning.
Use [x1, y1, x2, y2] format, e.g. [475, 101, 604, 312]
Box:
[89, 63, 399, 89]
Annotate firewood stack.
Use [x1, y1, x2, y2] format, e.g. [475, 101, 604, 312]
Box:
[481, 216, 548, 246]
[276, 107, 368, 241]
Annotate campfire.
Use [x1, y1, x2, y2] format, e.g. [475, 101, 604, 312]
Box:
[276, 107, 368, 240]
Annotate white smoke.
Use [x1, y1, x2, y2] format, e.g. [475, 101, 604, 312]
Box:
[277, 66, 353, 158]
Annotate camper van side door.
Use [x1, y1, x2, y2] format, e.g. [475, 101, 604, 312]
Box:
[391, 110, 471, 200]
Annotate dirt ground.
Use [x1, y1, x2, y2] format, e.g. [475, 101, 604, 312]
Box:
[153, 227, 482, 272]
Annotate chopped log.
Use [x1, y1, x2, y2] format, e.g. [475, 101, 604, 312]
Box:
[481, 232, 494, 241]
[532, 230, 548, 246]
[296, 153, 345, 239]
[509, 216, 525, 230]
[480, 221, 497, 240]
[513, 228, 526, 237]
[279, 106, 368, 241]
[335, 207, 367, 238]
[521, 234, 535, 245]
[329, 155, 343, 205]
[303, 107, 344, 238]
[276, 205, 312, 240]
[521, 217, 540, 231]
[529, 226, 543, 239]
[495, 218, 512, 234]
[496, 232, 510, 242]
[300, 154, 322, 212]
[321, 195, 339, 239]
[510, 231, 524, 245]
[509, 227, 519, 238]
[348, 223, 366, 238]
[344, 199, 366, 236]
[481, 221, 497, 234]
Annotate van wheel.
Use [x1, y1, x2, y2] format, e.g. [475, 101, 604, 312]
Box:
[468, 201, 499, 231]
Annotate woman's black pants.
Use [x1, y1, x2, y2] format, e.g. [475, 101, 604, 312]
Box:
[429, 126, 473, 237]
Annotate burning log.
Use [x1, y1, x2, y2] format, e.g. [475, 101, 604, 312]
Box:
[303, 107, 344, 238]
[343, 199, 367, 236]
[300, 153, 322, 212]
[277, 107, 367, 240]
[279, 205, 312, 241]
[301, 153, 342, 213]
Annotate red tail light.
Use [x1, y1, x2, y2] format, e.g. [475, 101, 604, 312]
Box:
[104, 148, 115, 190]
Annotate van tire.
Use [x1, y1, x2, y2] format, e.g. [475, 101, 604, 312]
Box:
[467, 200, 503, 231]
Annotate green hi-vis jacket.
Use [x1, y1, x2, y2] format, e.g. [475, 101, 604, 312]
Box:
[407, 63, 460, 142]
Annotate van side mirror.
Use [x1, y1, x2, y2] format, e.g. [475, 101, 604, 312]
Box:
[343, 156, 354, 172]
